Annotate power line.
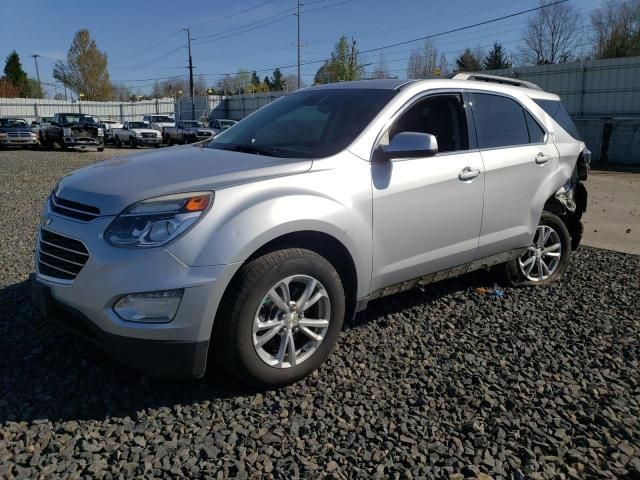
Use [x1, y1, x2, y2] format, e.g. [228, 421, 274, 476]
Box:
[110, 30, 184, 66]
[186, 0, 281, 29]
[196, 0, 570, 78]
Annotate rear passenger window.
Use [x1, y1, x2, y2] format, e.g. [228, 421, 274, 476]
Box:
[533, 99, 582, 140]
[524, 111, 546, 143]
[470, 93, 530, 148]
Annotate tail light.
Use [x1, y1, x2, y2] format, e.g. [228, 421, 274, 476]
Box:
[577, 148, 591, 181]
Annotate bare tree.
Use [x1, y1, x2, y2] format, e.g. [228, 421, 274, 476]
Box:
[591, 0, 640, 58]
[520, 0, 580, 64]
[407, 40, 439, 79]
[437, 53, 450, 77]
[372, 54, 391, 79]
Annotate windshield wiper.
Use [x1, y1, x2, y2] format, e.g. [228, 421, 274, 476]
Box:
[218, 144, 279, 157]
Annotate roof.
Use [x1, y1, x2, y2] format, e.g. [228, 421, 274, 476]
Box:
[305, 79, 415, 90]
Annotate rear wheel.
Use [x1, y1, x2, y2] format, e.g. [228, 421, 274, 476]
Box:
[129, 137, 137, 148]
[217, 248, 345, 388]
[115, 136, 122, 148]
[505, 211, 571, 286]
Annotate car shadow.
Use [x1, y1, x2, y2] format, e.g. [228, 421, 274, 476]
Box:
[0, 269, 500, 424]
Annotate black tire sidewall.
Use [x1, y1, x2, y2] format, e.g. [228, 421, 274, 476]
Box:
[225, 250, 345, 387]
[507, 211, 572, 286]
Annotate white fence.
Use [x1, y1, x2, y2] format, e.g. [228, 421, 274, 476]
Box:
[0, 97, 175, 121]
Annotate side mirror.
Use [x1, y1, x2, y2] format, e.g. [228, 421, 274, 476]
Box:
[376, 132, 438, 161]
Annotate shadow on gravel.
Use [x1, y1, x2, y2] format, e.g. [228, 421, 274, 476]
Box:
[0, 269, 497, 424]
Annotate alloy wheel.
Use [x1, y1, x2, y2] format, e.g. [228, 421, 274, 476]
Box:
[518, 225, 562, 281]
[252, 275, 331, 368]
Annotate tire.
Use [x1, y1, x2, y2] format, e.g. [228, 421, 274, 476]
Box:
[165, 135, 173, 146]
[217, 248, 345, 388]
[505, 211, 571, 286]
[129, 137, 137, 148]
[115, 136, 122, 148]
[97, 146, 104, 152]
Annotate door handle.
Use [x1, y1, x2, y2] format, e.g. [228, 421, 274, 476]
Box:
[458, 166, 480, 181]
[535, 152, 552, 164]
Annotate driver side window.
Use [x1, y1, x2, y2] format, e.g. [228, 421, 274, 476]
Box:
[383, 93, 470, 154]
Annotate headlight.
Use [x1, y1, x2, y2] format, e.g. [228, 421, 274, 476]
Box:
[0, 132, 7, 138]
[63, 127, 72, 136]
[105, 192, 213, 248]
[97, 128, 104, 136]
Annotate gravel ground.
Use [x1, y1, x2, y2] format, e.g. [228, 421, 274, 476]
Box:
[1, 148, 639, 479]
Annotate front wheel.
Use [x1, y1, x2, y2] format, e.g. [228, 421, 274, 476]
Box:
[217, 248, 345, 388]
[505, 211, 571, 286]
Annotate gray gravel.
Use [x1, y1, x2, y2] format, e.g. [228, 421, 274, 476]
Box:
[1, 148, 639, 479]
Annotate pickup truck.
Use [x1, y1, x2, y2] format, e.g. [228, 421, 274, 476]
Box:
[40, 113, 104, 151]
[112, 121, 162, 148]
[142, 114, 175, 135]
[163, 120, 214, 145]
[0, 117, 39, 148]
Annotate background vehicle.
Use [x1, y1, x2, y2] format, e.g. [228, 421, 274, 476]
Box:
[32, 77, 587, 388]
[164, 120, 214, 145]
[40, 113, 104, 151]
[100, 119, 123, 143]
[143, 114, 175, 135]
[112, 121, 162, 148]
[0, 117, 39, 148]
[208, 118, 237, 136]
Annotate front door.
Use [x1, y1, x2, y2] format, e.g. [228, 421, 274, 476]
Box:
[371, 93, 484, 292]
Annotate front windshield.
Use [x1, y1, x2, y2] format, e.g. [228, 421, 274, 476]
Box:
[151, 116, 172, 122]
[128, 122, 148, 129]
[0, 118, 29, 128]
[221, 120, 236, 128]
[59, 114, 95, 124]
[208, 88, 397, 158]
[183, 121, 202, 128]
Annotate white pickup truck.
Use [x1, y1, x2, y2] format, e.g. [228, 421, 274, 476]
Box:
[142, 114, 175, 135]
[112, 121, 162, 148]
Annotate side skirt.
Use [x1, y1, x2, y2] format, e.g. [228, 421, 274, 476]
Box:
[355, 247, 526, 312]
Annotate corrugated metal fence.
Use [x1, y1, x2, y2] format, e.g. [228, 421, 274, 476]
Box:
[0, 97, 175, 121]
[210, 92, 286, 121]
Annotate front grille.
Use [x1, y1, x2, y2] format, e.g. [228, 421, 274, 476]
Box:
[38, 229, 89, 281]
[197, 131, 212, 137]
[50, 194, 100, 222]
[141, 132, 156, 138]
[8, 132, 31, 138]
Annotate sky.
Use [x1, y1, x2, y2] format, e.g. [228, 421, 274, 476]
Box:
[0, 0, 603, 97]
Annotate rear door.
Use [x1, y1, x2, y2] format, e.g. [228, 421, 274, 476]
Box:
[371, 91, 485, 291]
[469, 92, 559, 258]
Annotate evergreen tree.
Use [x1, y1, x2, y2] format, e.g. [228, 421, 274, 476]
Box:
[314, 36, 365, 84]
[3, 51, 29, 96]
[272, 68, 284, 90]
[455, 48, 482, 72]
[263, 76, 272, 90]
[483, 43, 510, 70]
[250, 71, 260, 87]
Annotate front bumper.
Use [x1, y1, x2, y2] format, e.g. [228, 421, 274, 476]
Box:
[135, 137, 162, 144]
[32, 206, 240, 378]
[1, 137, 39, 146]
[32, 275, 209, 378]
[63, 137, 103, 146]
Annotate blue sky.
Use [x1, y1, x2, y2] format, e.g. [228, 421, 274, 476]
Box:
[1, 0, 602, 96]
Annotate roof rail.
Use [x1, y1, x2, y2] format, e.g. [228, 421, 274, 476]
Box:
[450, 72, 543, 91]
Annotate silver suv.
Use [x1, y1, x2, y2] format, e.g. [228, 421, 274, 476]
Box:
[32, 76, 589, 387]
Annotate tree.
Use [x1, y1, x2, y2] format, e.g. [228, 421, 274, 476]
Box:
[483, 42, 510, 70]
[407, 40, 439, 79]
[592, 0, 640, 58]
[282, 73, 305, 91]
[26, 78, 43, 98]
[437, 53, 449, 77]
[313, 36, 365, 84]
[263, 76, 272, 90]
[455, 48, 482, 72]
[53, 92, 66, 100]
[53, 29, 112, 100]
[3, 51, 29, 95]
[271, 68, 284, 90]
[372, 54, 391, 79]
[250, 71, 261, 87]
[0, 78, 21, 97]
[520, 0, 580, 65]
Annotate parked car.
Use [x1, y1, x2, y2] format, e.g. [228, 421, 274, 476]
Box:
[0, 117, 39, 148]
[163, 120, 214, 145]
[40, 113, 104, 151]
[100, 119, 123, 143]
[208, 118, 237, 136]
[32, 76, 589, 388]
[143, 114, 175, 135]
[112, 121, 162, 148]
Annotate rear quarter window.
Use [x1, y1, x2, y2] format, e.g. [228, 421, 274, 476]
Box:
[533, 99, 582, 141]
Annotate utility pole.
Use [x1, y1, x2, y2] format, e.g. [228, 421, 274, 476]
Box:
[31, 54, 41, 96]
[296, 0, 301, 90]
[185, 28, 195, 120]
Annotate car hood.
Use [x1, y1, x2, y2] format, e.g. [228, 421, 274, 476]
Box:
[56, 145, 312, 215]
[1, 127, 33, 133]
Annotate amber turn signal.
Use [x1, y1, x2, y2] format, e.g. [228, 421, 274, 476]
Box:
[184, 195, 211, 212]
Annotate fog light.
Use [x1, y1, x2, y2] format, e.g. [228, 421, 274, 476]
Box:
[113, 289, 183, 323]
